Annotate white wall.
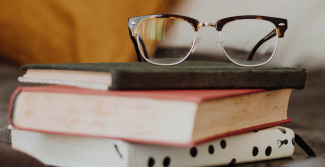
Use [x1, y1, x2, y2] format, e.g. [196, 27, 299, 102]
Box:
[168, 0, 325, 70]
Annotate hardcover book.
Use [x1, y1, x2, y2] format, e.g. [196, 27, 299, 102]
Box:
[18, 61, 307, 90]
[9, 85, 292, 146]
[10, 126, 295, 167]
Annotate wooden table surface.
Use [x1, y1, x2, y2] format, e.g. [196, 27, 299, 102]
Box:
[0, 59, 324, 166]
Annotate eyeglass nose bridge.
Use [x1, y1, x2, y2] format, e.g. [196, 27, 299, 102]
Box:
[199, 22, 216, 28]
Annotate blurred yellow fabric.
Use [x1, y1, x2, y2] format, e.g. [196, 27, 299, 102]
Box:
[0, 0, 174, 65]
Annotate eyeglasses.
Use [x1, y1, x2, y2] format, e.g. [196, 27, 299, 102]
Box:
[128, 14, 287, 67]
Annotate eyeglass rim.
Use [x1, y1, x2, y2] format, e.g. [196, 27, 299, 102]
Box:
[128, 14, 287, 67]
[128, 14, 200, 37]
[218, 29, 279, 67]
[128, 14, 287, 37]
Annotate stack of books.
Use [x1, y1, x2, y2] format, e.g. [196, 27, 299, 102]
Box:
[9, 61, 307, 167]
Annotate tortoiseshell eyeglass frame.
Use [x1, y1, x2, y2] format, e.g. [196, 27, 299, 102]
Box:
[128, 14, 288, 67]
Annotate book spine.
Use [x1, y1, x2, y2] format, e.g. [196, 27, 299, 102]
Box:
[7, 86, 23, 127]
[128, 126, 295, 167]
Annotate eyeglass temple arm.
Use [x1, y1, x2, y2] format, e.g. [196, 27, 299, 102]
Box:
[247, 29, 277, 61]
[128, 29, 149, 62]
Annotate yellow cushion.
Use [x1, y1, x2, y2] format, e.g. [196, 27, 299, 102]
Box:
[0, 0, 174, 65]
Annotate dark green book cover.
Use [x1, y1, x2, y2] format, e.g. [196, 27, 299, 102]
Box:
[21, 61, 307, 90]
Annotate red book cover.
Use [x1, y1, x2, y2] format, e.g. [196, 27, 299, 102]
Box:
[8, 85, 291, 146]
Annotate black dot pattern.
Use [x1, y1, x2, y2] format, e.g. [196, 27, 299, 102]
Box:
[265, 146, 272, 156]
[228, 158, 236, 166]
[253, 130, 258, 132]
[190, 147, 198, 157]
[163, 157, 170, 167]
[292, 137, 296, 146]
[252, 146, 259, 156]
[148, 157, 155, 167]
[220, 139, 226, 149]
[283, 139, 288, 145]
[278, 128, 287, 134]
[208, 145, 214, 154]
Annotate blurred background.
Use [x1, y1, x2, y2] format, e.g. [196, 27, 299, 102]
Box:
[0, 0, 324, 165]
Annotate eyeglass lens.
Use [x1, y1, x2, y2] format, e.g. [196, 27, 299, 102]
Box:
[137, 18, 195, 65]
[221, 19, 278, 66]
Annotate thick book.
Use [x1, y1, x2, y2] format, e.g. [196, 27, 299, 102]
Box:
[18, 61, 307, 90]
[9, 85, 292, 146]
[10, 126, 295, 167]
